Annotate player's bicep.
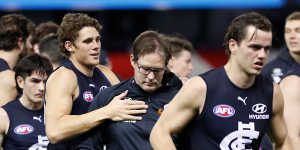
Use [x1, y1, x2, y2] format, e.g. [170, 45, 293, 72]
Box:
[45, 68, 77, 122]
[157, 76, 206, 134]
[0, 108, 9, 148]
[269, 83, 287, 145]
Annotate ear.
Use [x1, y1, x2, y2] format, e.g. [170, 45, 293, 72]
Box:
[33, 44, 40, 54]
[130, 54, 135, 68]
[228, 38, 238, 55]
[16, 76, 25, 90]
[167, 57, 175, 69]
[17, 37, 24, 52]
[64, 41, 74, 53]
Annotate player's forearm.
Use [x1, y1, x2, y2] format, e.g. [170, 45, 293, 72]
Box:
[46, 108, 110, 144]
[150, 126, 177, 150]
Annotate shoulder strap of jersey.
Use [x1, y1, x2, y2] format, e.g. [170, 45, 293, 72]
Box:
[96, 65, 120, 85]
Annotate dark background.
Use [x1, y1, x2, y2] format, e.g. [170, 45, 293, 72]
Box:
[0, 0, 299, 52]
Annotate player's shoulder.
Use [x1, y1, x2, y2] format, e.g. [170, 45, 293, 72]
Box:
[0, 70, 15, 86]
[47, 66, 77, 86]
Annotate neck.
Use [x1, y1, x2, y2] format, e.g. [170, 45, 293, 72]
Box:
[289, 51, 300, 64]
[0, 49, 20, 69]
[19, 95, 43, 110]
[69, 57, 95, 77]
[224, 60, 256, 89]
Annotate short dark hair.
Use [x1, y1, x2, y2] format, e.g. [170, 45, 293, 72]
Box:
[223, 12, 272, 55]
[286, 11, 300, 22]
[0, 14, 35, 51]
[58, 13, 103, 57]
[161, 34, 193, 58]
[39, 35, 65, 65]
[31, 21, 59, 46]
[132, 30, 170, 66]
[14, 54, 53, 93]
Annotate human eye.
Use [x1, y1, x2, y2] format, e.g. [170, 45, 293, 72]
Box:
[83, 38, 93, 44]
[296, 28, 300, 33]
[285, 28, 291, 34]
[31, 78, 41, 83]
[249, 45, 261, 51]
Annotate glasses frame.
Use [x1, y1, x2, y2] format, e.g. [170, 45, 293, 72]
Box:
[136, 62, 165, 75]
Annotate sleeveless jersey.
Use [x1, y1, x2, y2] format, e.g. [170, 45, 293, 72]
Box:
[179, 67, 273, 150]
[284, 64, 300, 78]
[2, 99, 48, 150]
[0, 58, 10, 72]
[47, 59, 112, 149]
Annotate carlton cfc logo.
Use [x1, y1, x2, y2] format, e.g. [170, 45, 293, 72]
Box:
[213, 104, 235, 118]
[14, 124, 34, 135]
[83, 91, 94, 102]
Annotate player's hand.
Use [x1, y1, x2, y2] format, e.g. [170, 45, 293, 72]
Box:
[105, 90, 148, 121]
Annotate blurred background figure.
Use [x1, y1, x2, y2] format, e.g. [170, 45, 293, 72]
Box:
[262, 11, 300, 83]
[30, 21, 59, 54]
[162, 34, 194, 83]
[0, 13, 35, 106]
[39, 34, 65, 69]
[99, 49, 112, 70]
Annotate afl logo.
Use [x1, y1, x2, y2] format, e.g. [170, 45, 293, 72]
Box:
[252, 103, 267, 114]
[213, 104, 235, 118]
[83, 91, 94, 102]
[14, 124, 34, 135]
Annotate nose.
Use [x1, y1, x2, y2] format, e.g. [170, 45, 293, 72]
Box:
[258, 49, 268, 59]
[287, 30, 297, 39]
[39, 82, 45, 92]
[92, 40, 101, 51]
[189, 63, 193, 71]
[147, 71, 155, 80]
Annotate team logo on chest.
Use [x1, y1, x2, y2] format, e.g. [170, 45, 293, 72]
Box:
[83, 91, 94, 102]
[14, 124, 34, 135]
[213, 104, 235, 118]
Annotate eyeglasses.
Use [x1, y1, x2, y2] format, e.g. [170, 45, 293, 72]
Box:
[136, 62, 165, 75]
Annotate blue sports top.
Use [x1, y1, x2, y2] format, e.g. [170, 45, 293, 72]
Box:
[47, 59, 112, 150]
[2, 99, 48, 150]
[178, 67, 273, 150]
[0, 58, 10, 72]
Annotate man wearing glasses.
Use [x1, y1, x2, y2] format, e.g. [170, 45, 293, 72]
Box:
[78, 30, 183, 150]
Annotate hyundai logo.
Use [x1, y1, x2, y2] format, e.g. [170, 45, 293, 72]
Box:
[252, 103, 267, 114]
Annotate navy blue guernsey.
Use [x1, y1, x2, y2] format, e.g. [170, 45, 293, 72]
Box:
[2, 99, 48, 150]
[178, 67, 273, 150]
[0, 58, 10, 72]
[47, 59, 112, 150]
[78, 72, 182, 150]
[283, 64, 300, 78]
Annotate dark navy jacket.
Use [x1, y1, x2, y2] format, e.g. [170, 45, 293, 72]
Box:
[2, 99, 48, 150]
[47, 59, 112, 150]
[78, 71, 182, 150]
[178, 67, 273, 150]
[262, 48, 299, 83]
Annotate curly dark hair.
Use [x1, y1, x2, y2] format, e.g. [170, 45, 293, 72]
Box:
[57, 13, 103, 57]
[0, 14, 35, 51]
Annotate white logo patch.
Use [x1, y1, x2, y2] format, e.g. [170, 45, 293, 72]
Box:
[252, 103, 267, 114]
[220, 122, 259, 150]
[237, 96, 247, 106]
